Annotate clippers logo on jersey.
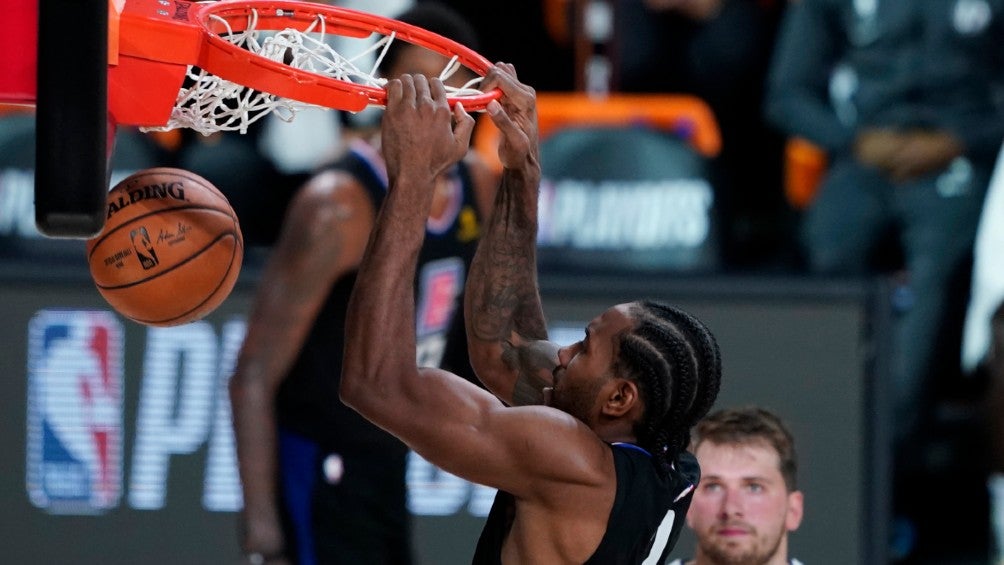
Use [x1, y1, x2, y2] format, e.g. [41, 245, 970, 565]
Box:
[416, 258, 464, 336]
[415, 258, 464, 369]
[26, 310, 124, 514]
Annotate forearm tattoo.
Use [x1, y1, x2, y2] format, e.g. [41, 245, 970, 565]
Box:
[509, 343, 558, 406]
[470, 171, 547, 343]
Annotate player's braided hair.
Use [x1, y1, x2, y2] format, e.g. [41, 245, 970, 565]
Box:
[615, 300, 722, 475]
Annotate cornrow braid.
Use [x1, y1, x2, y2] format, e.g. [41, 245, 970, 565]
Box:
[652, 303, 722, 433]
[617, 301, 722, 475]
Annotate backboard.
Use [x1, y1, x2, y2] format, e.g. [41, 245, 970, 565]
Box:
[0, 0, 109, 238]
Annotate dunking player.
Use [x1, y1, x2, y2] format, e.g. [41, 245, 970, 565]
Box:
[227, 5, 496, 564]
[340, 64, 723, 563]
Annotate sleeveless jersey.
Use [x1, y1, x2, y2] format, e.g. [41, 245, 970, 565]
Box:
[472, 444, 700, 565]
[275, 139, 484, 453]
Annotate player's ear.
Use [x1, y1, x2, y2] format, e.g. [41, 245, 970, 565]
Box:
[601, 378, 638, 417]
[786, 490, 805, 531]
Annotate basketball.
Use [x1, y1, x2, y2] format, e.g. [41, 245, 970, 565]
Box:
[86, 167, 244, 327]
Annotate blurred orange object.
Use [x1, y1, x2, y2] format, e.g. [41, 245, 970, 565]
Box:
[784, 137, 828, 210]
[473, 92, 722, 175]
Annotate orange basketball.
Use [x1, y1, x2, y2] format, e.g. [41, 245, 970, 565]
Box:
[86, 167, 244, 327]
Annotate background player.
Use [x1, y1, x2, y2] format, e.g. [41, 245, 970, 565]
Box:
[671, 406, 804, 565]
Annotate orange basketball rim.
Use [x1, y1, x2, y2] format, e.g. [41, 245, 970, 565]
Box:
[1, 0, 500, 128]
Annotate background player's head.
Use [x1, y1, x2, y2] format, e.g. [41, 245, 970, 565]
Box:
[381, 2, 480, 88]
[686, 406, 804, 564]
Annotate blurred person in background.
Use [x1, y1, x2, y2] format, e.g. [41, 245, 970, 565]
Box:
[618, 0, 792, 270]
[964, 140, 1004, 565]
[228, 4, 496, 564]
[765, 2, 1004, 557]
[983, 302, 1004, 565]
[668, 406, 804, 565]
[415, 0, 575, 92]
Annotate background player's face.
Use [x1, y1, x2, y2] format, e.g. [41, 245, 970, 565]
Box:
[386, 45, 475, 89]
[686, 440, 803, 564]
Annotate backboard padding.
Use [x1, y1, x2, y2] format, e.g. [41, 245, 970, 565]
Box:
[34, 0, 109, 238]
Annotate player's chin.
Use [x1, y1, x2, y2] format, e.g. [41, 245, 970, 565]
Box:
[705, 542, 754, 564]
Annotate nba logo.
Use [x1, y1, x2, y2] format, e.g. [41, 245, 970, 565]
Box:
[130, 226, 159, 269]
[26, 310, 124, 514]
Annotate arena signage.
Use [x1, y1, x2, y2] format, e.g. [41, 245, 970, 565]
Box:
[537, 178, 714, 250]
[25, 309, 495, 517]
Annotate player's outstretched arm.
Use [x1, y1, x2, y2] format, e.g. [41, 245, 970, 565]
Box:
[465, 64, 558, 407]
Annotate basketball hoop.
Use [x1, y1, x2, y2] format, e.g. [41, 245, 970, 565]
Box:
[0, 0, 500, 238]
[110, 0, 501, 134]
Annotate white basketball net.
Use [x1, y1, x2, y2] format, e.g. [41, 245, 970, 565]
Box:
[143, 9, 485, 135]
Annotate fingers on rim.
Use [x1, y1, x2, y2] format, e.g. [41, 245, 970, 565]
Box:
[454, 102, 474, 124]
[488, 101, 518, 133]
[385, 77, 403, 102]
[429, 77, 448, 102]
[484, 63, 529, 98]
[453, 106, 475, 144]
[405, 73, 424, 100]
[395, 74, 419, 102]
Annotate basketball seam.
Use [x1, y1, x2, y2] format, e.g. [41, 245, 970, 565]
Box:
[118, 168, 230, 201]
[126, 235, 243, 326]
[94, 231, 239, 291]
[87, 205, 234, 261]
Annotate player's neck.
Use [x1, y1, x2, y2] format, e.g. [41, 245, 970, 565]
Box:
[595, 411, 640, 445]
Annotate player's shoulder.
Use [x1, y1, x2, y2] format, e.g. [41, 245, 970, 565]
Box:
[268, 170, 375, 245]
[292, 167, 371, 211]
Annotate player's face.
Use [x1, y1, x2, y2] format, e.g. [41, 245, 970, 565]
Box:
[687, 441, 803, 565]
[548, 303, 634, 423]
[387, 45, 475, 89]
